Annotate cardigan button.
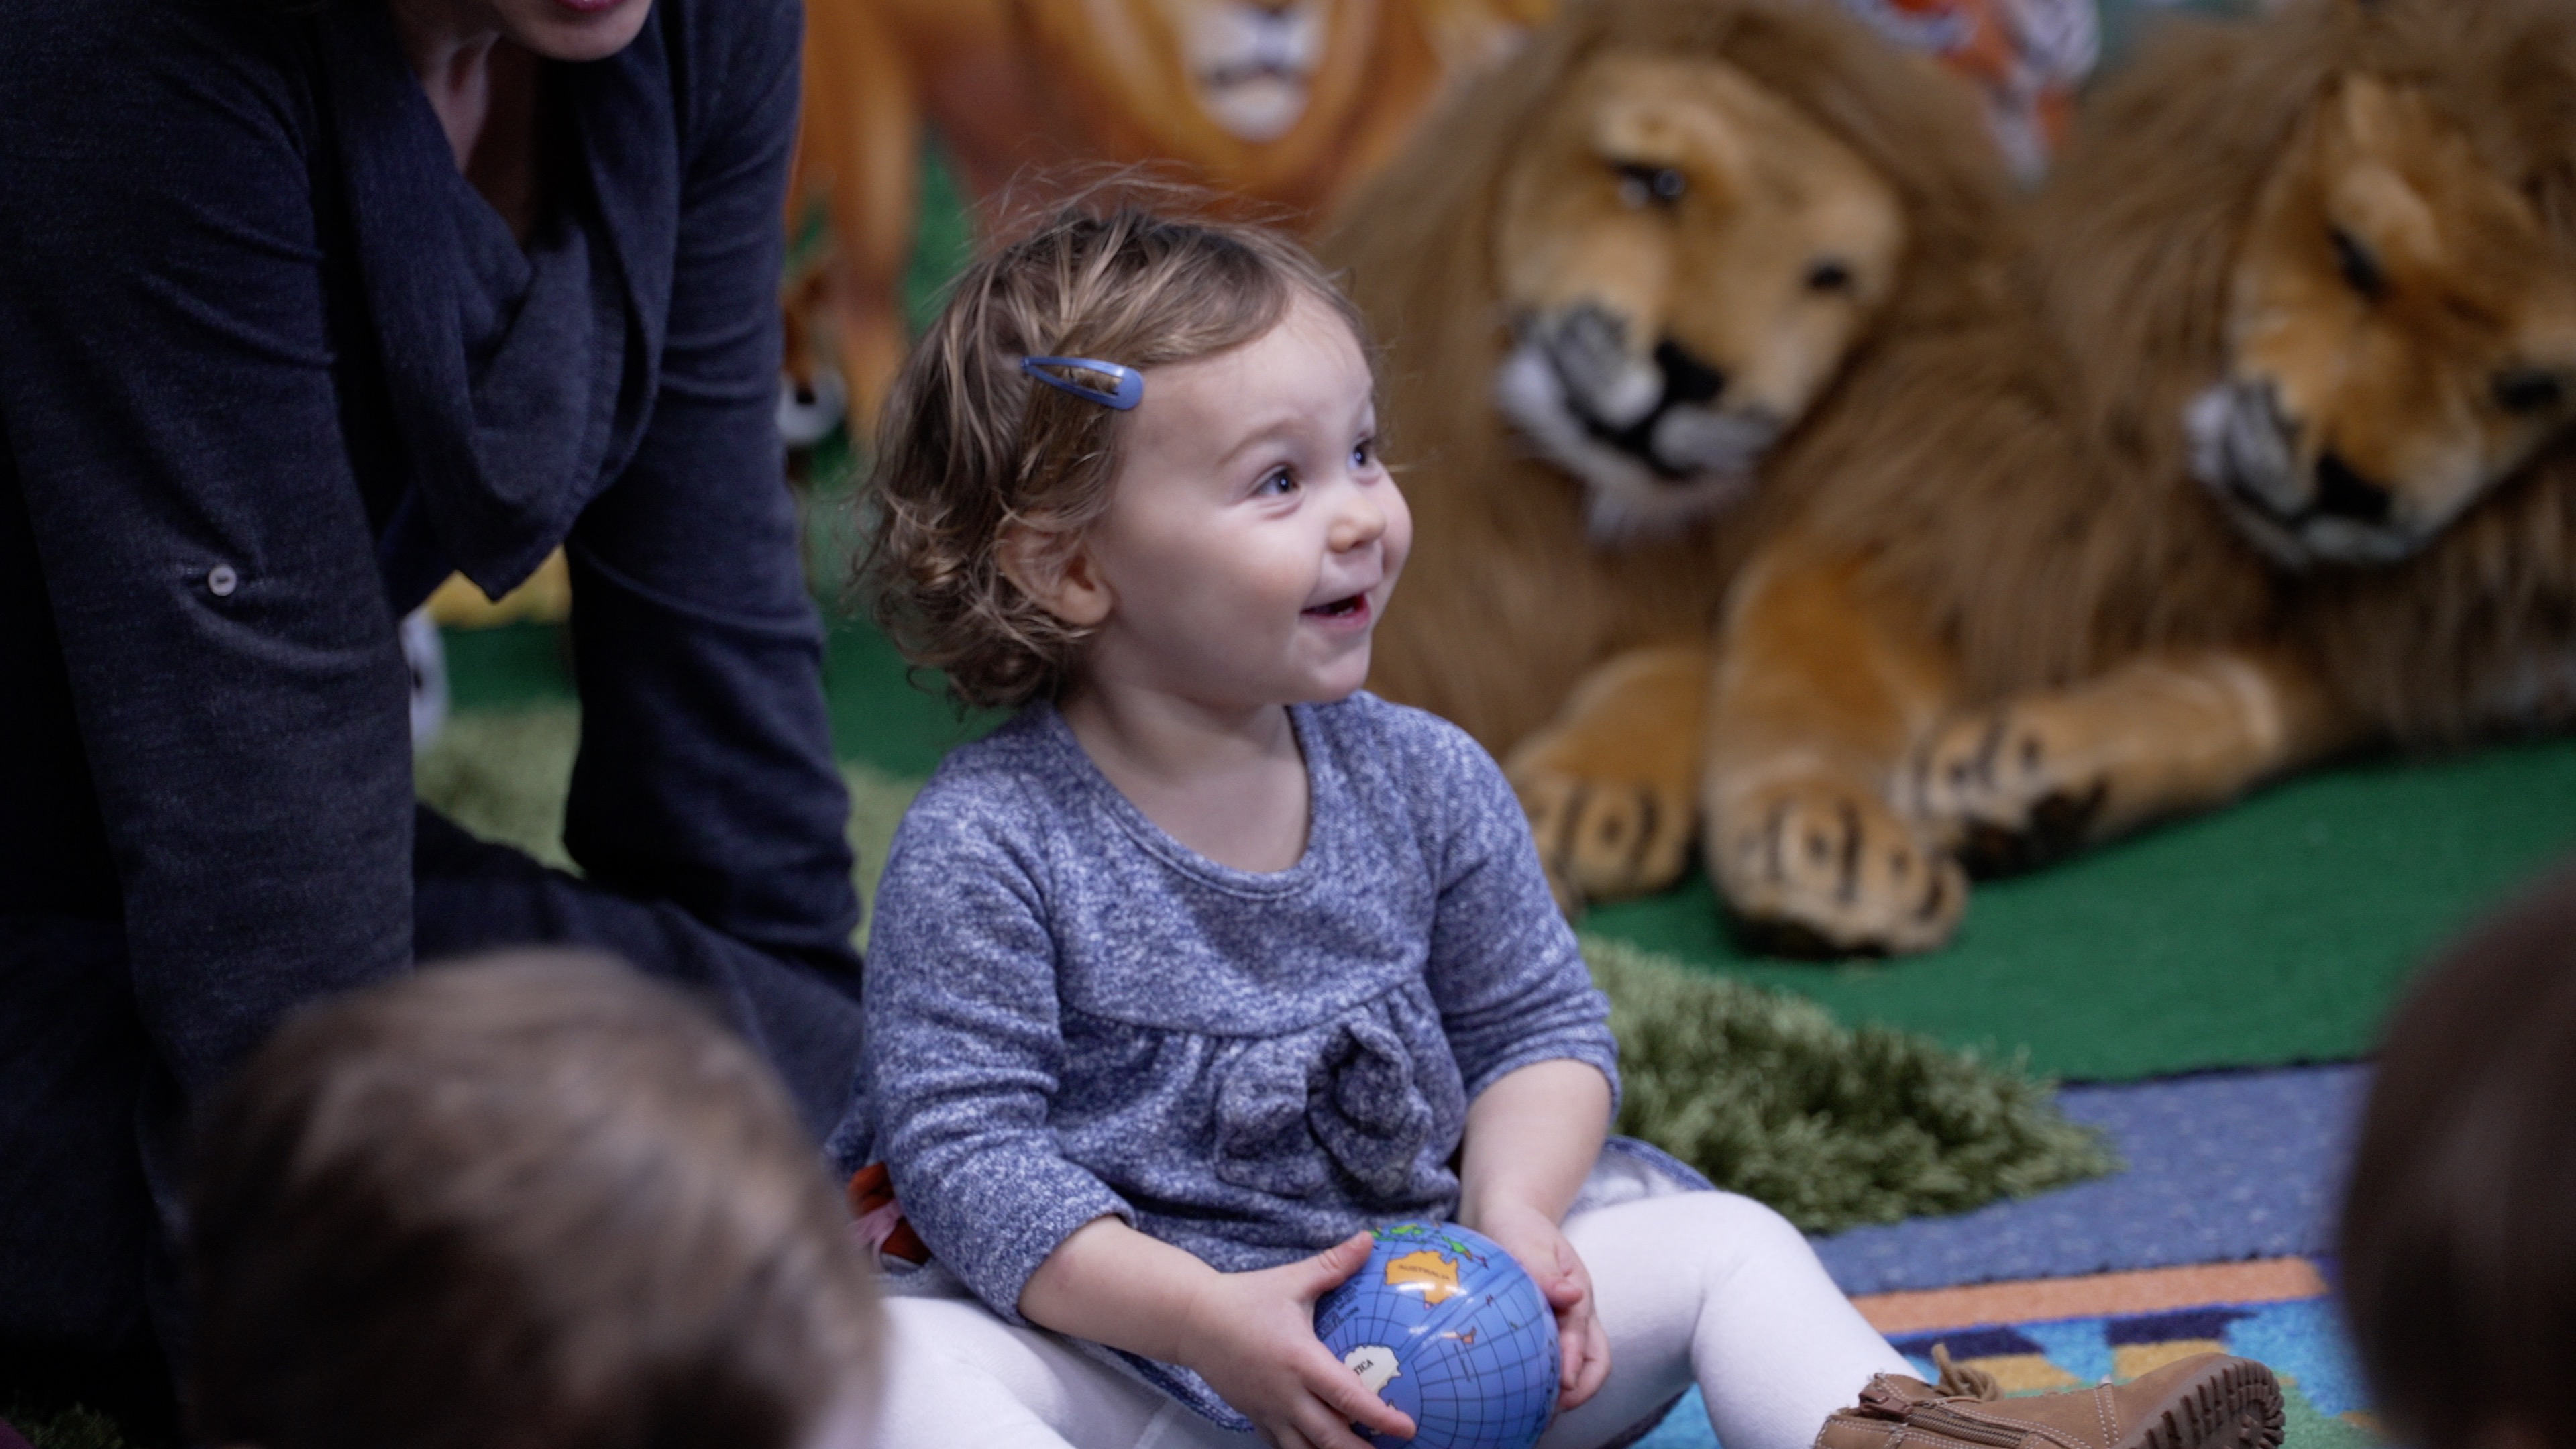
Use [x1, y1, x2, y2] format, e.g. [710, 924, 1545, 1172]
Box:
[206, 564, 238, 598]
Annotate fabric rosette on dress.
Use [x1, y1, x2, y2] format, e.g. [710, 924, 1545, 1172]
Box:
[1212, 993, 1466, 1203]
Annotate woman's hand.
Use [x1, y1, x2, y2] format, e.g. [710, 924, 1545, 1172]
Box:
[1470, 1199, 1612, 1409]
[1179, 1232, 1418, 1449]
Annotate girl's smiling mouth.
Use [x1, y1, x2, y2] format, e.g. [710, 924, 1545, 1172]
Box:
[1301, 594, 1372, 627]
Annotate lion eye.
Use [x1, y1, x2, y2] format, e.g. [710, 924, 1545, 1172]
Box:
[2330, 225, 2387, 301]
[2494, 368, 2566, 415]
[1806, 258, 1854, 293]
[1614, 162, 1688, 210]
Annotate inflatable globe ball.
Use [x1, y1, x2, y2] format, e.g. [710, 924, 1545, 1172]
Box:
[1313, 1221, 1562, 1449]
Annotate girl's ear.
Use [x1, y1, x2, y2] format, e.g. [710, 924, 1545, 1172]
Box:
[999, 523, 1113, 627]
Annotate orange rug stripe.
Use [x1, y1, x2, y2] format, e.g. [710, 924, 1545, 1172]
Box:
[1854, 1259, 2333, 1335]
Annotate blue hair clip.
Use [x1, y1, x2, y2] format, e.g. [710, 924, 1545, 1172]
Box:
[1020, 355, 1144, 411]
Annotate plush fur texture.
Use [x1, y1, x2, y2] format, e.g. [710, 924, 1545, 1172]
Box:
[1809, 0, 2576, 720]
[1322, 0, 2011, 907]
[1706, 0, 2576, 955]
[788, 0, 1544, 425]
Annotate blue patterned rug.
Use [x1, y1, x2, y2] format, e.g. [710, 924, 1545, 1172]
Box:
[1634, 1292, 2373, 1449]
[1814, 1065, 2368, 1295]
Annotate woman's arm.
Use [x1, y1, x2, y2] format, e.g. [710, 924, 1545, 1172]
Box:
[559, 0, 859, 967]
[0, 5, 413, 1093]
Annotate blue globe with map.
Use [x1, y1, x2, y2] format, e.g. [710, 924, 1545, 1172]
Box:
[1313, 1221, 1562, 1449]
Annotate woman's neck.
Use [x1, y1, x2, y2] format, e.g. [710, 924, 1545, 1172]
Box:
[388, 0, 543, 239]
[1059, 683, 1311, 875]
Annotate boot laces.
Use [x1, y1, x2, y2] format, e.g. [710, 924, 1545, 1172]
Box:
[1933, 1344, 2004, 1402]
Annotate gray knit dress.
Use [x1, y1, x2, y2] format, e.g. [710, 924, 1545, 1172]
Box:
[833, 691, 1646, 1426]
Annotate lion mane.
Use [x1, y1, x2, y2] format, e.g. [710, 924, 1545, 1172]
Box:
[1322, 0, 2011, 756]
[1784, 0, 2576, 745]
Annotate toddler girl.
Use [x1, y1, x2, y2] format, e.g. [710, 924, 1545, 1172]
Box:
[834, 203, 2285, 1449]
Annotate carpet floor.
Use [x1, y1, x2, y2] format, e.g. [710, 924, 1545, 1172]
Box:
[1813, 1065, 2368, 1295]
[1633, 1265, 2371, 1449]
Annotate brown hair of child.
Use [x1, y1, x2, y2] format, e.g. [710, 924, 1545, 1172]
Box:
[861, 198, 1368, 710]
[2340, 863, 2576, 1449]
[186, 951, 879, 1449]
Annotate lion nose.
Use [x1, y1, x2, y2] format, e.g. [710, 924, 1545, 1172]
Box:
[1654, 339, 1726, 408]
[2312, 452, 2392, 523]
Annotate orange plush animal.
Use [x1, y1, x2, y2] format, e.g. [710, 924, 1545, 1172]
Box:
[1322, 0, 2014, 910]
[788, 0, 1546, 429]
[1703, 0, 2576, 955]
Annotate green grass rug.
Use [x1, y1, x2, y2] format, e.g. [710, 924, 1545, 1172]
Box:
[1587, 738, 2576, 1081]
[417, 707, 920, 939]
[1588, 939, 2115, 1233]
[417, 704, 2114, 1232]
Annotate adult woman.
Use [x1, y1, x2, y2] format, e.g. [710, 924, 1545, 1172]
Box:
[0, 0, 865, 1407]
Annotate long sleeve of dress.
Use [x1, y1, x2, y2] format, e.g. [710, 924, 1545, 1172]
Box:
[0, 5, 413, 1095]
[863, 783, 1138, 1321]
[1411, 718, 1622, 1106]
[561, 0, 861, 968]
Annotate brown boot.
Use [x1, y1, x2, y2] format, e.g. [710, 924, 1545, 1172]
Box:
[1815, 1351, 2286, 1449]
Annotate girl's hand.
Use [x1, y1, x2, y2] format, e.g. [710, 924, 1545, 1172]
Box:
[1179, 1231, 1418, 1449]
[1472, 1201, 1612, 1409]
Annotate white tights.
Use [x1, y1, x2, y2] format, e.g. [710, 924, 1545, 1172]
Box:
[871, 1192, 1911, 1449]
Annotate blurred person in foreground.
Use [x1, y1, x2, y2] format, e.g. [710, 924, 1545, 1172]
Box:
[0, 0, 866, 1413]
[2342, 860, 2576, 1449]
[188, 951, 879, 1449]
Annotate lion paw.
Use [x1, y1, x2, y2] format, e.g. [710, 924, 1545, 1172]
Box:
[1711, 774, 1966, 957]
[1511, 759, 1697, 914]
[1913, 704, 2111, 877]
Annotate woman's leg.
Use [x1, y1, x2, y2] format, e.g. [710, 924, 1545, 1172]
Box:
[1541, 1192, 1911, 1449]
[411, 805, 865, 1138]
[876, 1295, 1256, 1449]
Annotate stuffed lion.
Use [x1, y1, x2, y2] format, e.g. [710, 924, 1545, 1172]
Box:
[789, 0, 1548, 429]
[1704, 0, 2576, 955]
[1321, 0, 2012, 909]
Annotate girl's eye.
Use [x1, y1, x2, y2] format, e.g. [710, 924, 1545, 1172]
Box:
[1351, 438, 1377, 470]
[1258, 468, 1298, 496]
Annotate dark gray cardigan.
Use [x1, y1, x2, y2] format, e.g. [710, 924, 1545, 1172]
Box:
[0, 0, 859, 1348]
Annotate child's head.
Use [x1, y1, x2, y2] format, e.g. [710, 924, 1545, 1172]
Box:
[866, 201, 1405, 712]
[2341, 865, 2576, 1449]
[186, 951, 878, 1449]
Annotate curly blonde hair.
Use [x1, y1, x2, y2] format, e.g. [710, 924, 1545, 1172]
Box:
[861, 202, 1367, 710]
